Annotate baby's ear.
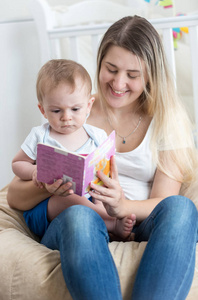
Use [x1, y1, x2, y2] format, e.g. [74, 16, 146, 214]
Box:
[38, 103, 47, 118]
[87, 97, 95, 110]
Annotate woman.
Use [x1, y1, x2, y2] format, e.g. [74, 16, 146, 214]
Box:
[7, 16, 198, 299]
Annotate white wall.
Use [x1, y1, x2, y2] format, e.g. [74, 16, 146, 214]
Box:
[0, 0, 197, 188]
[0, 20, 41, 188]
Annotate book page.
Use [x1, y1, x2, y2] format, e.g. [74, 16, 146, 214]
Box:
[83, 131, 115, 195]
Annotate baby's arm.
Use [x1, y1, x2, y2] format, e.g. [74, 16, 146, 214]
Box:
[12, 149, 36, 181]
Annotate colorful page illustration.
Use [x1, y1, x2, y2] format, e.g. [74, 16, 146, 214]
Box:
[83, 130, 115, 195]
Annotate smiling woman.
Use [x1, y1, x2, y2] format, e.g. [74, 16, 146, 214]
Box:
[86, 16, 198, 298]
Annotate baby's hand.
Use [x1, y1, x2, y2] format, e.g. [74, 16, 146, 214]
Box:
[44, 180, 74, 197]
[32, 168, 44, 189]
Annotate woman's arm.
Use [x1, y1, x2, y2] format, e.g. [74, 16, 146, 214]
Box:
[89, 156, 181, 222]
[7, 176, 74, 211]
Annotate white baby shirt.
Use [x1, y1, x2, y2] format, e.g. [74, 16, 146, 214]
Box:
[21, 123, 108, 160]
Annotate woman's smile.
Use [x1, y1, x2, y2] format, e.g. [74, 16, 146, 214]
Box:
[110, 85, 129, 97]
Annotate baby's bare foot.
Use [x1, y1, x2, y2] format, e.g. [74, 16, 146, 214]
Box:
[113, 214, 136, 240]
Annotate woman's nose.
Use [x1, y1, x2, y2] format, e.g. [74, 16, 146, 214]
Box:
[112, 74, 126, 91]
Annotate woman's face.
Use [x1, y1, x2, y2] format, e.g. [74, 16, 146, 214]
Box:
[99, 45, 147, 110]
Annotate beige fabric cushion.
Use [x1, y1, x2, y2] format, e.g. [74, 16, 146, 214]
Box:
[0, 184, 198, 300]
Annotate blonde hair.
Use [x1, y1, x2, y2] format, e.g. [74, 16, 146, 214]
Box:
[37, 59, 92, 104]
[97, 15, 197, 185]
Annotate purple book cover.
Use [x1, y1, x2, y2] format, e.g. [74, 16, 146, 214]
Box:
[37, 131, 115, 196]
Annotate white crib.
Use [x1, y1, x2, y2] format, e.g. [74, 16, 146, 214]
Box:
[30, 0, 198, 145]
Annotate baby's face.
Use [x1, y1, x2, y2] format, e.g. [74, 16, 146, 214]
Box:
[39, 79, 94, 135]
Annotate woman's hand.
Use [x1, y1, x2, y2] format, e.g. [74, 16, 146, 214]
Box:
[89, 156, 126, 218]
[44, 179, 74, 197]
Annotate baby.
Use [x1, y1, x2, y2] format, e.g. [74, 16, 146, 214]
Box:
[12, 59, 136, 240]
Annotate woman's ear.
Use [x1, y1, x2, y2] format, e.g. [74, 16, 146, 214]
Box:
[38, 103, 47, 119]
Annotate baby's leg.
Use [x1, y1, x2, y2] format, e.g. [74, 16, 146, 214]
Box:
[93, 199, 136, 240]
[47, 194, 115, 223]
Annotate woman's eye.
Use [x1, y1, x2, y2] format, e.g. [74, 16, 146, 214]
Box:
[107, 68, 117, 73]
[128, 74, 137, 79]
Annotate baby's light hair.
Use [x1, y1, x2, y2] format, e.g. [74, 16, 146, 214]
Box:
[36, 59, 92, 104]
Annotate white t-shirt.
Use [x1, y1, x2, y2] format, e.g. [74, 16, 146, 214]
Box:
[21, 123, 108, 160]
[115, 121, 156, 201]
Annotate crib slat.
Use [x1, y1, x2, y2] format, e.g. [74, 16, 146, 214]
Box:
[162, 28, 176, 82]
[69, 36, 79, 62]
[50, 39, 62, 59]
[91, 34, 100, 74]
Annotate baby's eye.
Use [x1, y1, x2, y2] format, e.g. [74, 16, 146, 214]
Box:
[52, 109, 60, 113]
[72, 108, 80, 112]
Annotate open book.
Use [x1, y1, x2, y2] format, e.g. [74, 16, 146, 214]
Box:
[37, 131, 115, 196]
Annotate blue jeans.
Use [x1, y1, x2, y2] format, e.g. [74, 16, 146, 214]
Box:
[41, 196, 198, 300]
